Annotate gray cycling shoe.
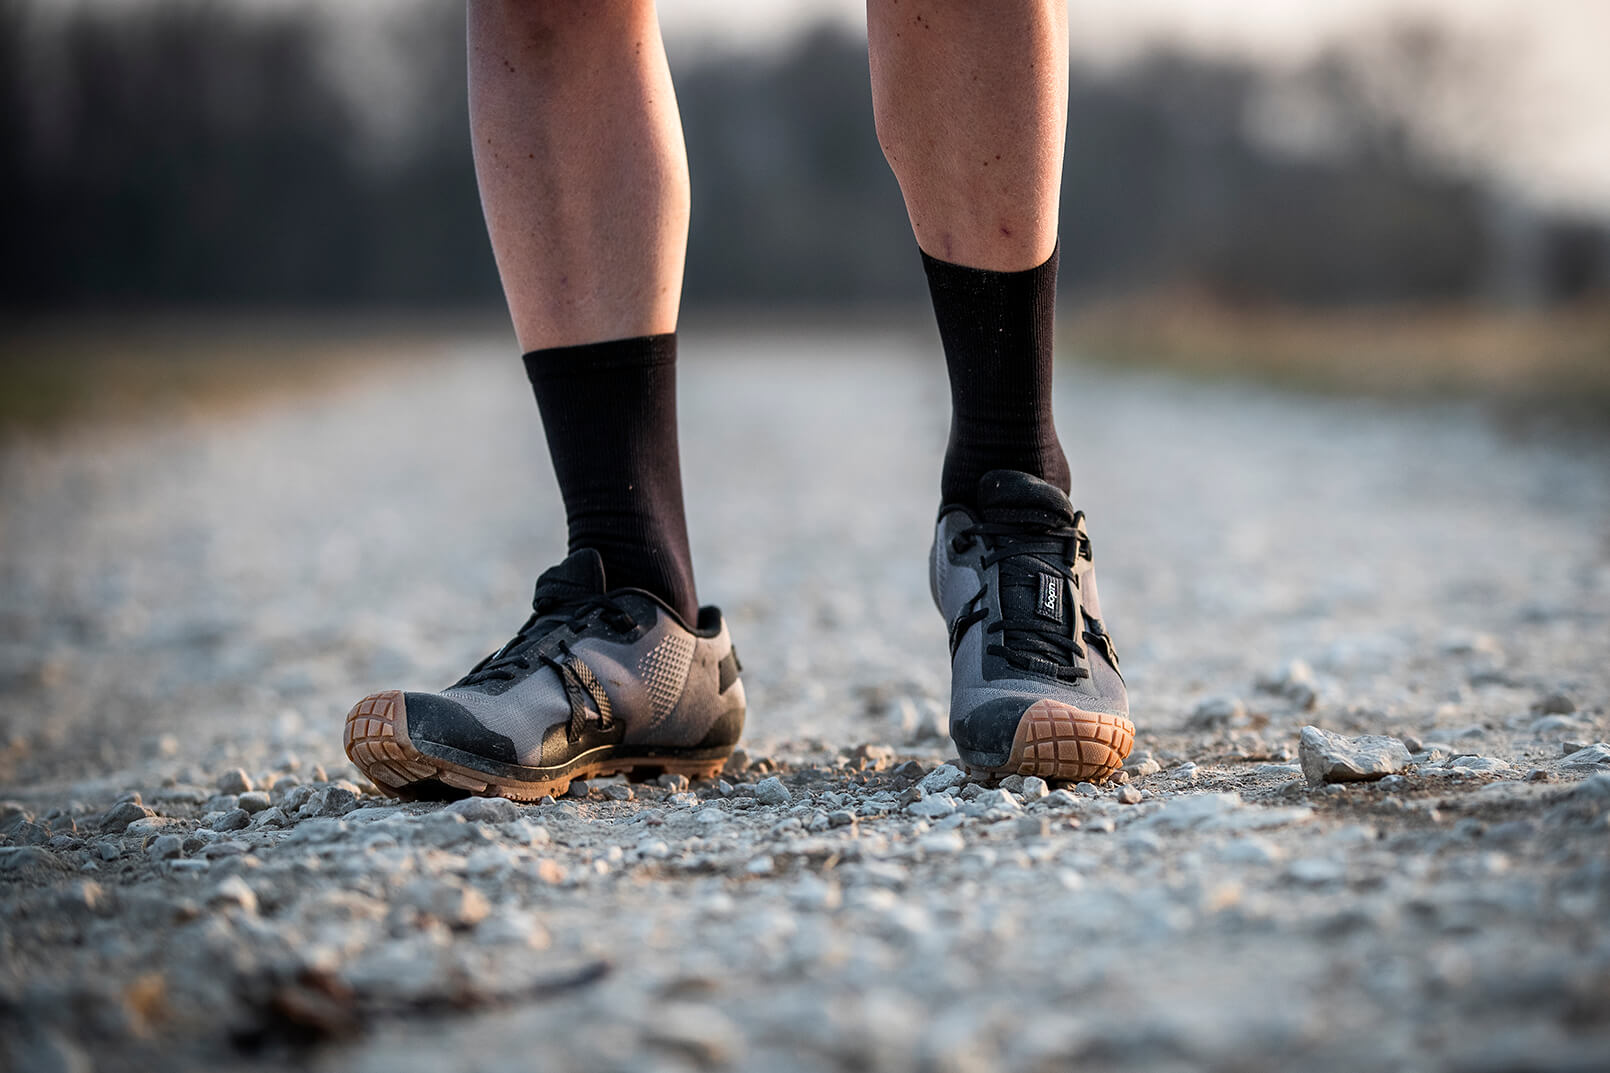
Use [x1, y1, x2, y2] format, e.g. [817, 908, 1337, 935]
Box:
[930, 470, 1133, 782]
[345, 549, 745, 801]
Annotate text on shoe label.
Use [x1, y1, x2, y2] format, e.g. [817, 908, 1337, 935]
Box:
[1037, 573, 1062, 622]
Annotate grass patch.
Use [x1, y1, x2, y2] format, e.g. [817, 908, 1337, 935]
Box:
[1065, 298, 1610, 414]
[0, 312, 508, 431]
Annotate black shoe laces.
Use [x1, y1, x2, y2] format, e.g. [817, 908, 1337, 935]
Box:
[455, 579, 636, 742]
[950, 512, 1109, 681]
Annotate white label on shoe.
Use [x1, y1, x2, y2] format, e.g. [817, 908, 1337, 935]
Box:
[1037, 573, 1062, 622]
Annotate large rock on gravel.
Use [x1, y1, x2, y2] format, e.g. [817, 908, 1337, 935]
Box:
[1559, 743, 1610, 769]
[1298, 726, 1411, 787]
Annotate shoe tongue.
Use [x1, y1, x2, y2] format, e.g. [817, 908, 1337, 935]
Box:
[976, 471, 1075, 634]
[533, 549, 607, 605]
[976, 470, 1077, 528]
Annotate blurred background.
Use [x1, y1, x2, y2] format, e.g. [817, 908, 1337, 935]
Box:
[2, 0, 1609, 417]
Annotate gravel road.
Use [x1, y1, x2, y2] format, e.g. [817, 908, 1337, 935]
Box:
[3, 324, 1609, 1072]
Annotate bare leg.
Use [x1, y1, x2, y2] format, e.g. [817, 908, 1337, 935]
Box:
[867, 0, 1067, 271]
[468, 0, 688, 351]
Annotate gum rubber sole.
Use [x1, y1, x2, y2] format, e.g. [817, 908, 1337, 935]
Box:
[343, 690, 729, 802]
[969, 699, 1135, 783]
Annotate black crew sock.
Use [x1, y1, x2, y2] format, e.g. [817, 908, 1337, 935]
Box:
[922, 243, 1071, 509]
[522, 333, 698, 624]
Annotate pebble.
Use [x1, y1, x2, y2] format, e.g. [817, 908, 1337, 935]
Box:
[125, 817, 183, 838]
[1298, 726, 1411, 786]
[0, 846, 66, 878]
[969, 789, 1021, 815]
[1529, 715, 1584, 738]
[11, 821, 49, 845]
[99, 801, 154, 834]
[1124, 756, 1162, 778]
[1186, 695, 1245, 730]
[146, 834, 184, 861]
[754, 777, 792, 806]
[917, 764, 966, 795]
[1020, 776, 1049, 801]
[1258, 659, 1318, 709]
[656, 773, 691, 793]
[1041, 788, 1081, 809]
[251, 807, 288, 829]
[280, 784, 316, 813]
[319, 787, 359, 816]
[907, 795, 957, 819]
[1116, 786, 1143, 805]
[1532, 692, 1576, 715]
[209, 808, 251, 832]
[565, 780, 590, 799]
[444, 796, 521, 824]
[600, 783, 635, 802]
[1560, 744, 1610, 769]
[201, 841, 248, 858]
[215, 769, 253, 795]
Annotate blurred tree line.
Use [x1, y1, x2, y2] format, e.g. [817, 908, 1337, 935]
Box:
[3, 1, 1605, 314]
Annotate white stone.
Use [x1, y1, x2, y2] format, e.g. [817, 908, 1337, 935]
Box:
[907, 794, 958, 820]
[1298, 726, 1411, 786]
[754, 777, 792, 806]
[1560, 744, 1610, 769]
[443, 796, 521, 824]
[917, 764, 966, 795]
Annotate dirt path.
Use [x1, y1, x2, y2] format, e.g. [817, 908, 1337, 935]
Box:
[3, 327, 1608, 1072]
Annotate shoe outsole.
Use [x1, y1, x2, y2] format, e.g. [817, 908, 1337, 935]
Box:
[343, 690, 729, 802]
[968, 699, 1134, 783]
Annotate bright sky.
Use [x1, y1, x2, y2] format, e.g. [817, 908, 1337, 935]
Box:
[262, 0, 1607, 218]
[659, 0, 1610, 217]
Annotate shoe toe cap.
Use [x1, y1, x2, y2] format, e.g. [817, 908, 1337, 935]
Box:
[403, 692, 519, 765]
[950, 696, 1033, 769]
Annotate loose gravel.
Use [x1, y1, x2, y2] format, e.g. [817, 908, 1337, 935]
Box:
[2, 327, 1609, 1072]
